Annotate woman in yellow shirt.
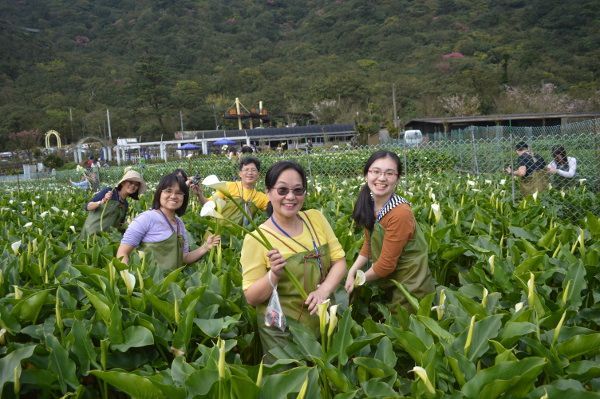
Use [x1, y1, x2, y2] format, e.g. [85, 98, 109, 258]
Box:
[200, 156, 269, 226]
[240, 160, 346, 362]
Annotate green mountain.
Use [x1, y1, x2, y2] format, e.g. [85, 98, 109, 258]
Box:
[0, 0, 598, 149]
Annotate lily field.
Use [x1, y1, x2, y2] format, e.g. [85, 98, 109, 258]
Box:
[0, 168, 599, 399]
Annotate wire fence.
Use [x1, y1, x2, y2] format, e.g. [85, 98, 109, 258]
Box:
[4, 119, 600, 222]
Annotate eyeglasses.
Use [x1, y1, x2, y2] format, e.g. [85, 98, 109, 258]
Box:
[162, 189, 185, 198]
[125, 181, 140, 187]
[274, 187, 306, 196]
[367, 169, 398, 178]
[241, 168, 258, 173]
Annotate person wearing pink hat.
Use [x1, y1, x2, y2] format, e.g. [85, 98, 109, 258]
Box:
[81, 169, 146, 237]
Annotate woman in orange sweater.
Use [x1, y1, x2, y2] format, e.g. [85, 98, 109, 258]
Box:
[344, 150, 434, 312]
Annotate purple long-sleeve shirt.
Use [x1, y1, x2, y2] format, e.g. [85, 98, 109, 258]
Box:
[121, 209, 190, 254]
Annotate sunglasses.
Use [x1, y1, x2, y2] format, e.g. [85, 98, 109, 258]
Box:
[274, 187, 306, 196]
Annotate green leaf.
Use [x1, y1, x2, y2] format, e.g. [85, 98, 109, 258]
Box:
[374, 337, 397, 369]
[45, 334, 79, 393]
[12, 289, 51, 323]
[461, 357, 546, 399]
[260, 366, 314, 398]
[172, 299, 198, 354]
[67, 319, 98, 373]
[566, 360, 600, 381]
[193, 315, 241, 337]
[0, 344, 36, 397]
[329, 308, 354, 365]
[416, 315, 454, 342]
[185, 368, 219, 397]
[90, 370, 166, 399]
[537, 226, 559, 249]
[289, 323, 322, 359]
[563, 261, 586, 309]
[500, 321, 537, 347]
[81, 287, 111, 324]
[112, 326, 155, 352]
[144, 290, 175, 323]
[556, 333, 600, 359]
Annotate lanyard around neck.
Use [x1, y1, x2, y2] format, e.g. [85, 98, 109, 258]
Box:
[158, 209, 179, 235]
[269, 215, 323, 271]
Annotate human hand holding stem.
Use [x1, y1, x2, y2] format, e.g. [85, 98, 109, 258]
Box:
[201, 175, 308, 299]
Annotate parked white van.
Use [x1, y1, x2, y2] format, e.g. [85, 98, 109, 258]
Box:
[403, 130, 423, 146]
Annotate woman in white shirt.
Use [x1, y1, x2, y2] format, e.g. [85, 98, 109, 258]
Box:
[547, 145, 577, 187]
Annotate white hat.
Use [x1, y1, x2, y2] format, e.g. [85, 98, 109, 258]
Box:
[117, 170, 147, 195]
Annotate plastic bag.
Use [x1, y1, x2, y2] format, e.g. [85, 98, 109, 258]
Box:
[265, 286, 286, 332]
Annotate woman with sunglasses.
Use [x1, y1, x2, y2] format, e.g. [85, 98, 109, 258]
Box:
[344, 150, 434, 313]
[116, 173, 220, 270]
[199, 156, 269, 226]
[240, 160, 346, 362]
[81, 169, 146, 237]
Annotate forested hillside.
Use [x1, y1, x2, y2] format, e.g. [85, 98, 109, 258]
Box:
[0, 0, 598, 148]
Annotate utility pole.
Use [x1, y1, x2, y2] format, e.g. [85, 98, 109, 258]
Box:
[392, 84, 398, 130]
[106, 109, 113, 143]
[179, 110, 184, 132]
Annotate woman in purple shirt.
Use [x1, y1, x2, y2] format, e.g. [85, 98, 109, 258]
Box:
[116, 173, 220, 270]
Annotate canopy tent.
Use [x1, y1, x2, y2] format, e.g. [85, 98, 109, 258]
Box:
[213, 138, 237, 146]
[178, 143, 201, 150]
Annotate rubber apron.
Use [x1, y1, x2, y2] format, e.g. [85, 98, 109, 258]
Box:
[141, 218, 183, 271]
[369, 221, 434, 312]
[520, 170, 548, 196]
[220, 197, 259, 227]
[81, 199, 126, 237]
[257, 227, 332, 362]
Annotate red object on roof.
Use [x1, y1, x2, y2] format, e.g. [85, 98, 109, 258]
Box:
[442, 52, 464, 59]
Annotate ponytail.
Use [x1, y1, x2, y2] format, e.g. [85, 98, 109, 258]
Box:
[352, 184, 375, 231]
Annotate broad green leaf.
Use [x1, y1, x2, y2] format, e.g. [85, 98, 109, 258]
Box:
[361, 380, 398, 397]
[185, 368, 219, 396]
[12, 289, 51, 323]
[0, 344, 36, 397]
[144, 291, 175, 323]
[112, 326, 154, 352]
[67, 319, 98, 374]
[563, 261, 586, 309]
[45, 334, 79, 393]
[461, 357, 546, 399]
[374, 337, 397, 369]
[90, 370, 166, 399]
[81, 287, 111, 324]
[556, 333, 600, 359]
[379, 324, 427, 363]
[416, 315, 454, 342]
[260, 366, 317, 399]
[108, 303, 124, 344]
[329, 307, 354, 365]
[353, 357, 396, 379]
[537, 226, 559, 249]
[193, 315, 241, 337]
[289, 323, 322, 359]
[313, 358, 351, 392]
[566, 360, 600, 381]
[500, 321, 537, 347]
[172, 299, 198, 354]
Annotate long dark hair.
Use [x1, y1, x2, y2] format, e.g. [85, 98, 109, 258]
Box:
[352, 150, 402, 231]
[173, 168, 188, 180]
[264, 160, 307, 217]
[152, 173, 189, 216]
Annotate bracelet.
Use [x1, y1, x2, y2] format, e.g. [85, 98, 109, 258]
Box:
[267, 270, 276, 288]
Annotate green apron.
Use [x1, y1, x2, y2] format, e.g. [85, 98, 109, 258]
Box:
[256, 216, 332, 363]
[141, 232, 183, 271]
[520, 170, 548, 196]
[370, 221, 434, 312]
[81, 199, 126, 237]
[141, 212, 183, 270]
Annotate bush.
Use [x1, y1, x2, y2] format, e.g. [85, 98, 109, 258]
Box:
[43, 154, 65, 169]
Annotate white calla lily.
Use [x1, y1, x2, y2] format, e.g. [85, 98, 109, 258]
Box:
[11, 241, 21, 255]
[24, 222, 32, 228]
[202, 175, 229, 194]
[354, 269, 366, 286]
[69, 226, 76, 234]
[431, 203, 441, 224]
[411, 366, 436, 394]
[200, 200, 224, 219]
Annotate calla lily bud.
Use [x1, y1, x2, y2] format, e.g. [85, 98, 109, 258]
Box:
[431, 203, 441, 224]
[0, 328, 6, 346]
[436, 289, 446, 320]
[218, 338, 226, 379]
[488, 255, 495, 274]
[297, 376, 309, 399]
[255, 360, 264, 387]
[327, 304, 339, 338]
[120, 269, 136, 296]
[411, 366, 435, 394]
[552, 311, 566, 347]
[318, 299, 330, 337]
[481, 287, 489, 307]
[13, 285, 22, 300]
[464, 315, 476, 355]
[527, 272, 535, 308]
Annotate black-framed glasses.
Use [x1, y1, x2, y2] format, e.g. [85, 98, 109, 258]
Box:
[274, 187, 306, 196]
[367, 169, 398, 178]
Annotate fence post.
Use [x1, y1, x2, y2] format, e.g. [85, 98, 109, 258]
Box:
[470, 126, 480, 175]
[509, 133, 516, 205]
[403, 142, 409, 190]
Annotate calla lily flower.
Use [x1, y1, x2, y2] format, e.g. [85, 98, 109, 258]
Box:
[11, 240, 21, 255]
[69, 226, 76, 234]
[464, 315, 476, 355]
[200, 200, 225, 219]
[0, 328, 6, 346]
[431, 203, 441, 224]
[327, 304, 339, 339]
[318, 299, 331, 338]
[411, 366, 436, 394]
[24, 222, 32, 228]
[202, 175, 229, 194]
[217, 338, 226, 379]
[515, 301, 524, 312]
[13, 285, 23, 300]
[354, 269, 366, 287]
[119, 269, 136, 296]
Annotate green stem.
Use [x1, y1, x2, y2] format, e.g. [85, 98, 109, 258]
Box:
[215, 191, 308, 299]
[99, 202, 108, 232]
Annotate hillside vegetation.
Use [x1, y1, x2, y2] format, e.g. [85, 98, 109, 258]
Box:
[0, 0, 598, 148]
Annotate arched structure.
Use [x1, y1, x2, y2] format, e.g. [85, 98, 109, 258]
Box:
[45, 130, 62, 149]
[73, 136, 112, 164]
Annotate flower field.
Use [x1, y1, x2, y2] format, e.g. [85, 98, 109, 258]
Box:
[1, 171, 599, 398]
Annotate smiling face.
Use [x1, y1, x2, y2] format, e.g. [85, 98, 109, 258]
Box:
[267, 168, 306, 221]
[239, 162, 259, 187]
[121, 180, 140, 195]
[365, 156, 399, 202]
[159, 182, 185, 213]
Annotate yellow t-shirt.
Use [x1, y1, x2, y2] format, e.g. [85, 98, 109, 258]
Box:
[213, 181, 269, 211]
[240, 209, 345, 290]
